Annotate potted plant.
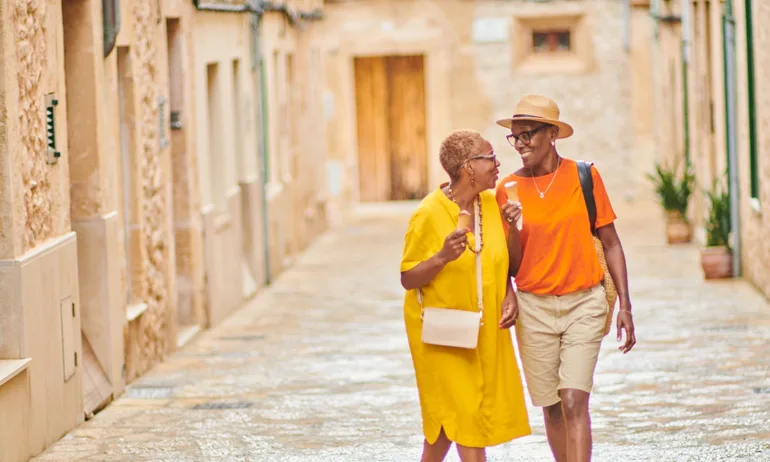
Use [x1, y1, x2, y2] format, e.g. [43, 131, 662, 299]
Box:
[701, 178, 732, 279]
[646, 159, 695, 244]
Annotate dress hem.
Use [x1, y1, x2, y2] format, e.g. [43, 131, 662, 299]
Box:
[425, 420, 532, 448]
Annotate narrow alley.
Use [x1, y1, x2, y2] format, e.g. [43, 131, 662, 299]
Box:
[35, 201, 770, 462]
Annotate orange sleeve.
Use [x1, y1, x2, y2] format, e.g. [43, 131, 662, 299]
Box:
[591, 165, 617, 229]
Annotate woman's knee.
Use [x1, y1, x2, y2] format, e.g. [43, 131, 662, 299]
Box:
[456, 444, 486, 462]
[543, 402, 564, 423]
[560, 389, 590, 421]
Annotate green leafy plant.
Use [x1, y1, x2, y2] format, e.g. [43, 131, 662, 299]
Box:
[704, 177, 731, 250]
[646, 159, 695, 219]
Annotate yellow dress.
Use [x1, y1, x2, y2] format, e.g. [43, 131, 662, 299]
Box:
[401, 187, 531, 448]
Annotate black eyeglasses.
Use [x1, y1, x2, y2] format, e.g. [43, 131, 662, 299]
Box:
[506, 125, 550, 146]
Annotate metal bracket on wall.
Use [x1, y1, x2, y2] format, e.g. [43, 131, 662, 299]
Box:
[45, 94, 60, 165]
[651, 13, 682, 23]
[170, 110, 183, 130]
[159, 96, 169, 149]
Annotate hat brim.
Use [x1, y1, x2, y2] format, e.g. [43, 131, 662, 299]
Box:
[496, 116, 573, 139]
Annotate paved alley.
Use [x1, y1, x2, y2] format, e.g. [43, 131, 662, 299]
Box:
[35, 201, 770, 462]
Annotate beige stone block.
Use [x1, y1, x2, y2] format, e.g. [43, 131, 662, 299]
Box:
[72, 212, 125, 395]
[0, 262, 23, 358]
[0, 370, 31, 462]
[240, 178, 267, 290]
[0, 233, 85, 455]
[127, 226, 147, 301]
[201, 188, 245, 327]
[267, 188, 288, 279]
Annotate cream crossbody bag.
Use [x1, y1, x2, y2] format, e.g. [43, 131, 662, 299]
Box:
[418, 199, 484, 349]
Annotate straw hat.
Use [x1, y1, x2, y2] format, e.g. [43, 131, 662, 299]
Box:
[496, 94, 574, 139]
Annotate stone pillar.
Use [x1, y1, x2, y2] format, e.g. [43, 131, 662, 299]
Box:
[62, 0, 126, 402]
[0, 0, 84, 459]
[630, 1, 656, 201]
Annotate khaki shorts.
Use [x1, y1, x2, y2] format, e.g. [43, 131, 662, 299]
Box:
[515, 284, 608, 407]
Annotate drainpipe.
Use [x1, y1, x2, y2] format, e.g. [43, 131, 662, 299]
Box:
[722, 0, 741, 275]
[622, 0, 630, 52]
[250, 12, 272, 285]
[680, 0, 690, 164]
[103, 0, 120, 56]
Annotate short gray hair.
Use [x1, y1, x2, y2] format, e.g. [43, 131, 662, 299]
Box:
[439, 129, 485, 182]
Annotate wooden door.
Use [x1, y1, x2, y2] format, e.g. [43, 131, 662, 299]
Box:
[354, 55, 428, 201]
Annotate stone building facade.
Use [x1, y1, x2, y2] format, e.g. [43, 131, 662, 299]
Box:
[648, 0, 770, 298]
[0, 1, 83, 461]
[320, 0, 646, 209]
[0, 0, 327, 460]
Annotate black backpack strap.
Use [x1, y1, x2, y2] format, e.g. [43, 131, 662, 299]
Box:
[577, 160, 597, 236]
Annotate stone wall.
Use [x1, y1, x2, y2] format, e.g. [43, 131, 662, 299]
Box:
[652, 0, 770, 298]
[123, 0, 175, 382]
[736, 0, 770, 298]
[11, 0, 70, 252]
[0, 0, 84, 459]
[320, 0, 639, 204]
[475, 0, 636, 201]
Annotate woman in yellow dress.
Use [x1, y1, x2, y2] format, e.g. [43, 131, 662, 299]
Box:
[400, 129, 531, 462]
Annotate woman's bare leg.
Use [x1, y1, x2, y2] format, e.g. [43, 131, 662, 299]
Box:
[456, 444, 486, 462]
[560, 389, 592, 462]
[543, 402, 568, 462]
[420, 428, 452, 462]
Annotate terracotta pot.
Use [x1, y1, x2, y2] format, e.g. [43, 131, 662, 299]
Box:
[700, 246, 733, 279]
[666, 211, 692, 244]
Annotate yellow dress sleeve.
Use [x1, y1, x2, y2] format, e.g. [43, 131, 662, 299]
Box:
[401, 205, 442, 272]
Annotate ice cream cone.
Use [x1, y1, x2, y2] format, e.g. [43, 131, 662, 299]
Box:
[505, 181, 518, 202]
[457, 210, 471, 232]
[504, 181, 523, 230]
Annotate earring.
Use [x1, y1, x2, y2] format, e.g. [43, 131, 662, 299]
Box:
[470, 170, 476, 187]
[551, 140, 556, 146]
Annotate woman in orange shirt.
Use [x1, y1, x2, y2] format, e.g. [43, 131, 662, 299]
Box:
[494, 95, 636, 462]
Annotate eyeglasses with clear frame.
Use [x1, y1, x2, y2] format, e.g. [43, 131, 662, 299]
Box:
[506, 125, 550, 146]
[464, 153, 497, 165]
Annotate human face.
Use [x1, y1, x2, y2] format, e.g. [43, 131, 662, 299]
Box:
[463, 140, 500, 190]
[508, 122, 557, 170]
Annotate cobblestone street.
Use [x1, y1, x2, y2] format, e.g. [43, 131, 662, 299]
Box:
[35, 201, 770, 462]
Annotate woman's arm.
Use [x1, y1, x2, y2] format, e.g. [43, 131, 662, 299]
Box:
[499, 277, 519, 329]
[597, 223, 630, 309]
[597, 223, 636, 353]
[400, 229, 468, 290]
[500, 201, 523, 277]
[506, 227, 523, 277]
[400, 253, 450, 290]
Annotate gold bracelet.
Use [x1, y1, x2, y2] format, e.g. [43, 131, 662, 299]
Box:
[618, 309, 632, 314]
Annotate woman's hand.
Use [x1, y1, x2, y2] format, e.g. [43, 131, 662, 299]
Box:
[500, 201, 522, 226]
[436, 229, 468, 264]
[616, 309, 636, 354]
[499, 289, 519, 329]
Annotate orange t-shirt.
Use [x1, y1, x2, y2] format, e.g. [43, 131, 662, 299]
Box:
[495, 158, 616, 295]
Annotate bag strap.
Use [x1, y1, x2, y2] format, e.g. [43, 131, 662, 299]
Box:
[418, 198, 484, 324]
[577, 160, 597, 236]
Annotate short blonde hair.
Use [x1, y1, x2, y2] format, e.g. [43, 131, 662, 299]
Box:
[439, 129, 485, 182]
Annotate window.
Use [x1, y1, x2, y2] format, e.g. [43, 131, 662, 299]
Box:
[532, 30, 571, 53]
[511, 13, 592, 75]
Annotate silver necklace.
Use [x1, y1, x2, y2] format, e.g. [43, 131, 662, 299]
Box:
[530, 157, 561, 199]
